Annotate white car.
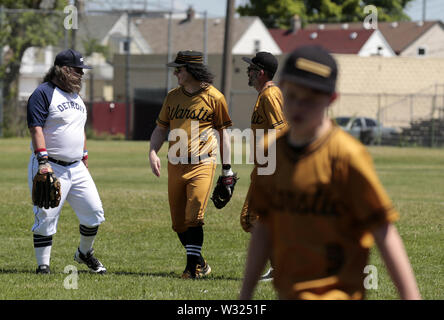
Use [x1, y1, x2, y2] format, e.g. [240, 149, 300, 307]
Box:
[334, 116, 400, 145]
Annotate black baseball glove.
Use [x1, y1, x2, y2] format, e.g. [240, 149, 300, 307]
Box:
[211, 173, 239, 209]
[32, 158, 61, 209]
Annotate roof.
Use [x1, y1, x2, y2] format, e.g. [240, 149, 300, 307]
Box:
[75, 14, 122, 52]
[135, 16, 257, 54]
[269, 28, 375, 54]
[305, 21, 441, 54]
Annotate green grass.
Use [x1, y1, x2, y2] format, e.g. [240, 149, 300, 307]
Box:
[0, 139, 442, 300]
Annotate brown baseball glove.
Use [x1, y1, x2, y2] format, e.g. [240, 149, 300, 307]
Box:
[32, 158, 61, 209]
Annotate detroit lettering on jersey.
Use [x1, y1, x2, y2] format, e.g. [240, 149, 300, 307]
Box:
[27, 82, 87, 162]
[56, 101, 85, 113]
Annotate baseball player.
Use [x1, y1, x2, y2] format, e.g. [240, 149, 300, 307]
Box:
[240, 52, 288, 281]
[149, 50, 234, 279]
[239, 45, 421, 300]
[27, 49, 106, 274]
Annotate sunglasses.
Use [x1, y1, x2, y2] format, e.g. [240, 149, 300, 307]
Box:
[174, 67, 183, 73]
[247, 66, 261, 73]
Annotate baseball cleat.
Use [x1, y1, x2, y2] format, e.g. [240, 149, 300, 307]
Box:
[181, 269, 197, 279]
[74, 248, 107, 274]
[197, 261, 211, 278]
[36, 264, 51, 274]
[259, 267, 273, 282]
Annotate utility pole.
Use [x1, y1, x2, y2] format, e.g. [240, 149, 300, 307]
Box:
[125, 10, 131, 140]
[0, 6, 3, 138]
[422, 0, 426, 22]
[221, 0, 235, 109]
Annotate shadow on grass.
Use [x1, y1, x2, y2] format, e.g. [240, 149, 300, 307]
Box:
[0, 269, 242, 281]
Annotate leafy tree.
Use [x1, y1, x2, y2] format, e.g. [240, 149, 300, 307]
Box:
[0, 0, 68, 136]
[237, 0, 415, 28]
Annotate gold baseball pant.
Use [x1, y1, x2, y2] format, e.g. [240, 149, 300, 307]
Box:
[240, 166, 259, 232]
[168, 161, 216, 233]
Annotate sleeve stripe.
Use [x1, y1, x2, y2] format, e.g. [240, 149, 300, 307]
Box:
[156, 118, 169, 128]
[271, 120, 284, 128]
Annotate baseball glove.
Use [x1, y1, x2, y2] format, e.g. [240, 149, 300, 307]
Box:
[32, 158, 61, 209]
[211, 173, 239, 209]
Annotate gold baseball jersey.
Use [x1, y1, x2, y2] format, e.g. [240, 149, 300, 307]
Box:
[240, 85, 287, 232]
[250, 123, 399, 300]
[250, 85, 287, 164]
[157, 85, 232, 160]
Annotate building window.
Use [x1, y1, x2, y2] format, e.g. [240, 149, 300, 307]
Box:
[254, 40, 260, 53]
[418, 47, 426, 56]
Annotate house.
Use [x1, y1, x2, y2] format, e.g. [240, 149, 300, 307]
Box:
[269, 22, 394, 56]
[19, 13, 151, 102]
[135, 15, 281, 55]
[305, 21, 444, 57]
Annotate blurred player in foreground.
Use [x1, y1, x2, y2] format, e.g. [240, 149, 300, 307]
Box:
[239, 45, 421, 300]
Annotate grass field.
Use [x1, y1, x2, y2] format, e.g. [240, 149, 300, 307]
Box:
[0, 138, 442, 300]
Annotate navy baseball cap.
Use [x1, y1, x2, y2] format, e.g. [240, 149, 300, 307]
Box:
[280, 45, 337, 94]
[242, 52, 278, 77]
[167, 50, 204, 67]
[54, 49, 92, 69]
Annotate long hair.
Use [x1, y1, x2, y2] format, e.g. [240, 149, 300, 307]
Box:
[43, 65, 82, 93]
[185, 63, 215, 85]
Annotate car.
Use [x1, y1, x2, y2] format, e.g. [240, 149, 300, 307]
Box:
[334, 116, 400, 145]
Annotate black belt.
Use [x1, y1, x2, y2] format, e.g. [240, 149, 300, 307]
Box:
[48, 157, 78, 167]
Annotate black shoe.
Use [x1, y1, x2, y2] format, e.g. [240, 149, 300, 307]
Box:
[74, 248, 107, 274]
[36, 264, 51, 274]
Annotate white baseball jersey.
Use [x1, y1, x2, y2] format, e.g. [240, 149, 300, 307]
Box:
[27, 82, 104, 236]
[27, 82, 86, 162]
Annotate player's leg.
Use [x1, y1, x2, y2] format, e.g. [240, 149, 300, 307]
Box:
[182, 161, 216, 278]
[28, 155, 70, 274]
[240, 166, 259, 232]
[66, 162, 106, 273]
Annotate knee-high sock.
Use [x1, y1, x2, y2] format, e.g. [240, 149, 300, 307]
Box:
[33, 234, 52, 266]
[79, 225, 98, 255]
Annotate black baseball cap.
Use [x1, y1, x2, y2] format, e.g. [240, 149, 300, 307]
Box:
[167, 50, 204, 67]
[54, 49, 92, 69]
[280, 45, 337, 94]
[242, 52, 278, 77]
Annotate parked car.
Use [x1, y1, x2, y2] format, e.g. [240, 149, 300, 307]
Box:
[334, 116, 400, 145]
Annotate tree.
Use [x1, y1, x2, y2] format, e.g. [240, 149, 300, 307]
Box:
[237, 0, 415, 28]
[0, 0, 68, 137]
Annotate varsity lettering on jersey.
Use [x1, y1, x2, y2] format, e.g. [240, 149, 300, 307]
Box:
[27, 82, 87, 162]
[250, 124, 399, 300]
[156, 85, 232, 160]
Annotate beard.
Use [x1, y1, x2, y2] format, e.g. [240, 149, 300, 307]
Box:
[51, 66, 82, 94]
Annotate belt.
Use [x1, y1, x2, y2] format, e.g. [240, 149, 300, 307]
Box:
[48, 157, 78, 167]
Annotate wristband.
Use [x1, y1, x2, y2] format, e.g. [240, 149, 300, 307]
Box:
[82, 150, 88, 160]
[34, 148, 48, 160]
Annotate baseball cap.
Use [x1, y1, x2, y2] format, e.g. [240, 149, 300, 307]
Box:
[54, 49, 92, 69]
[279, 45, 337, 94]
[242, 52, 278, 76]
[167, 50, 204, 67]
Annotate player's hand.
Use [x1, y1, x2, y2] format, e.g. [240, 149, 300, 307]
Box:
[149, 150, 161, 177]
[82, 158, 88, 169]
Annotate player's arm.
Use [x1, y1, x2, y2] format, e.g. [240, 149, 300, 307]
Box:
[218, 128, 231, 168]
[29, 126, 47, 155]
[82, 131, 88, 168]
[372, 223, 421, 300]
[149, 125, 168, 177]
[239, 220, 271, 299]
